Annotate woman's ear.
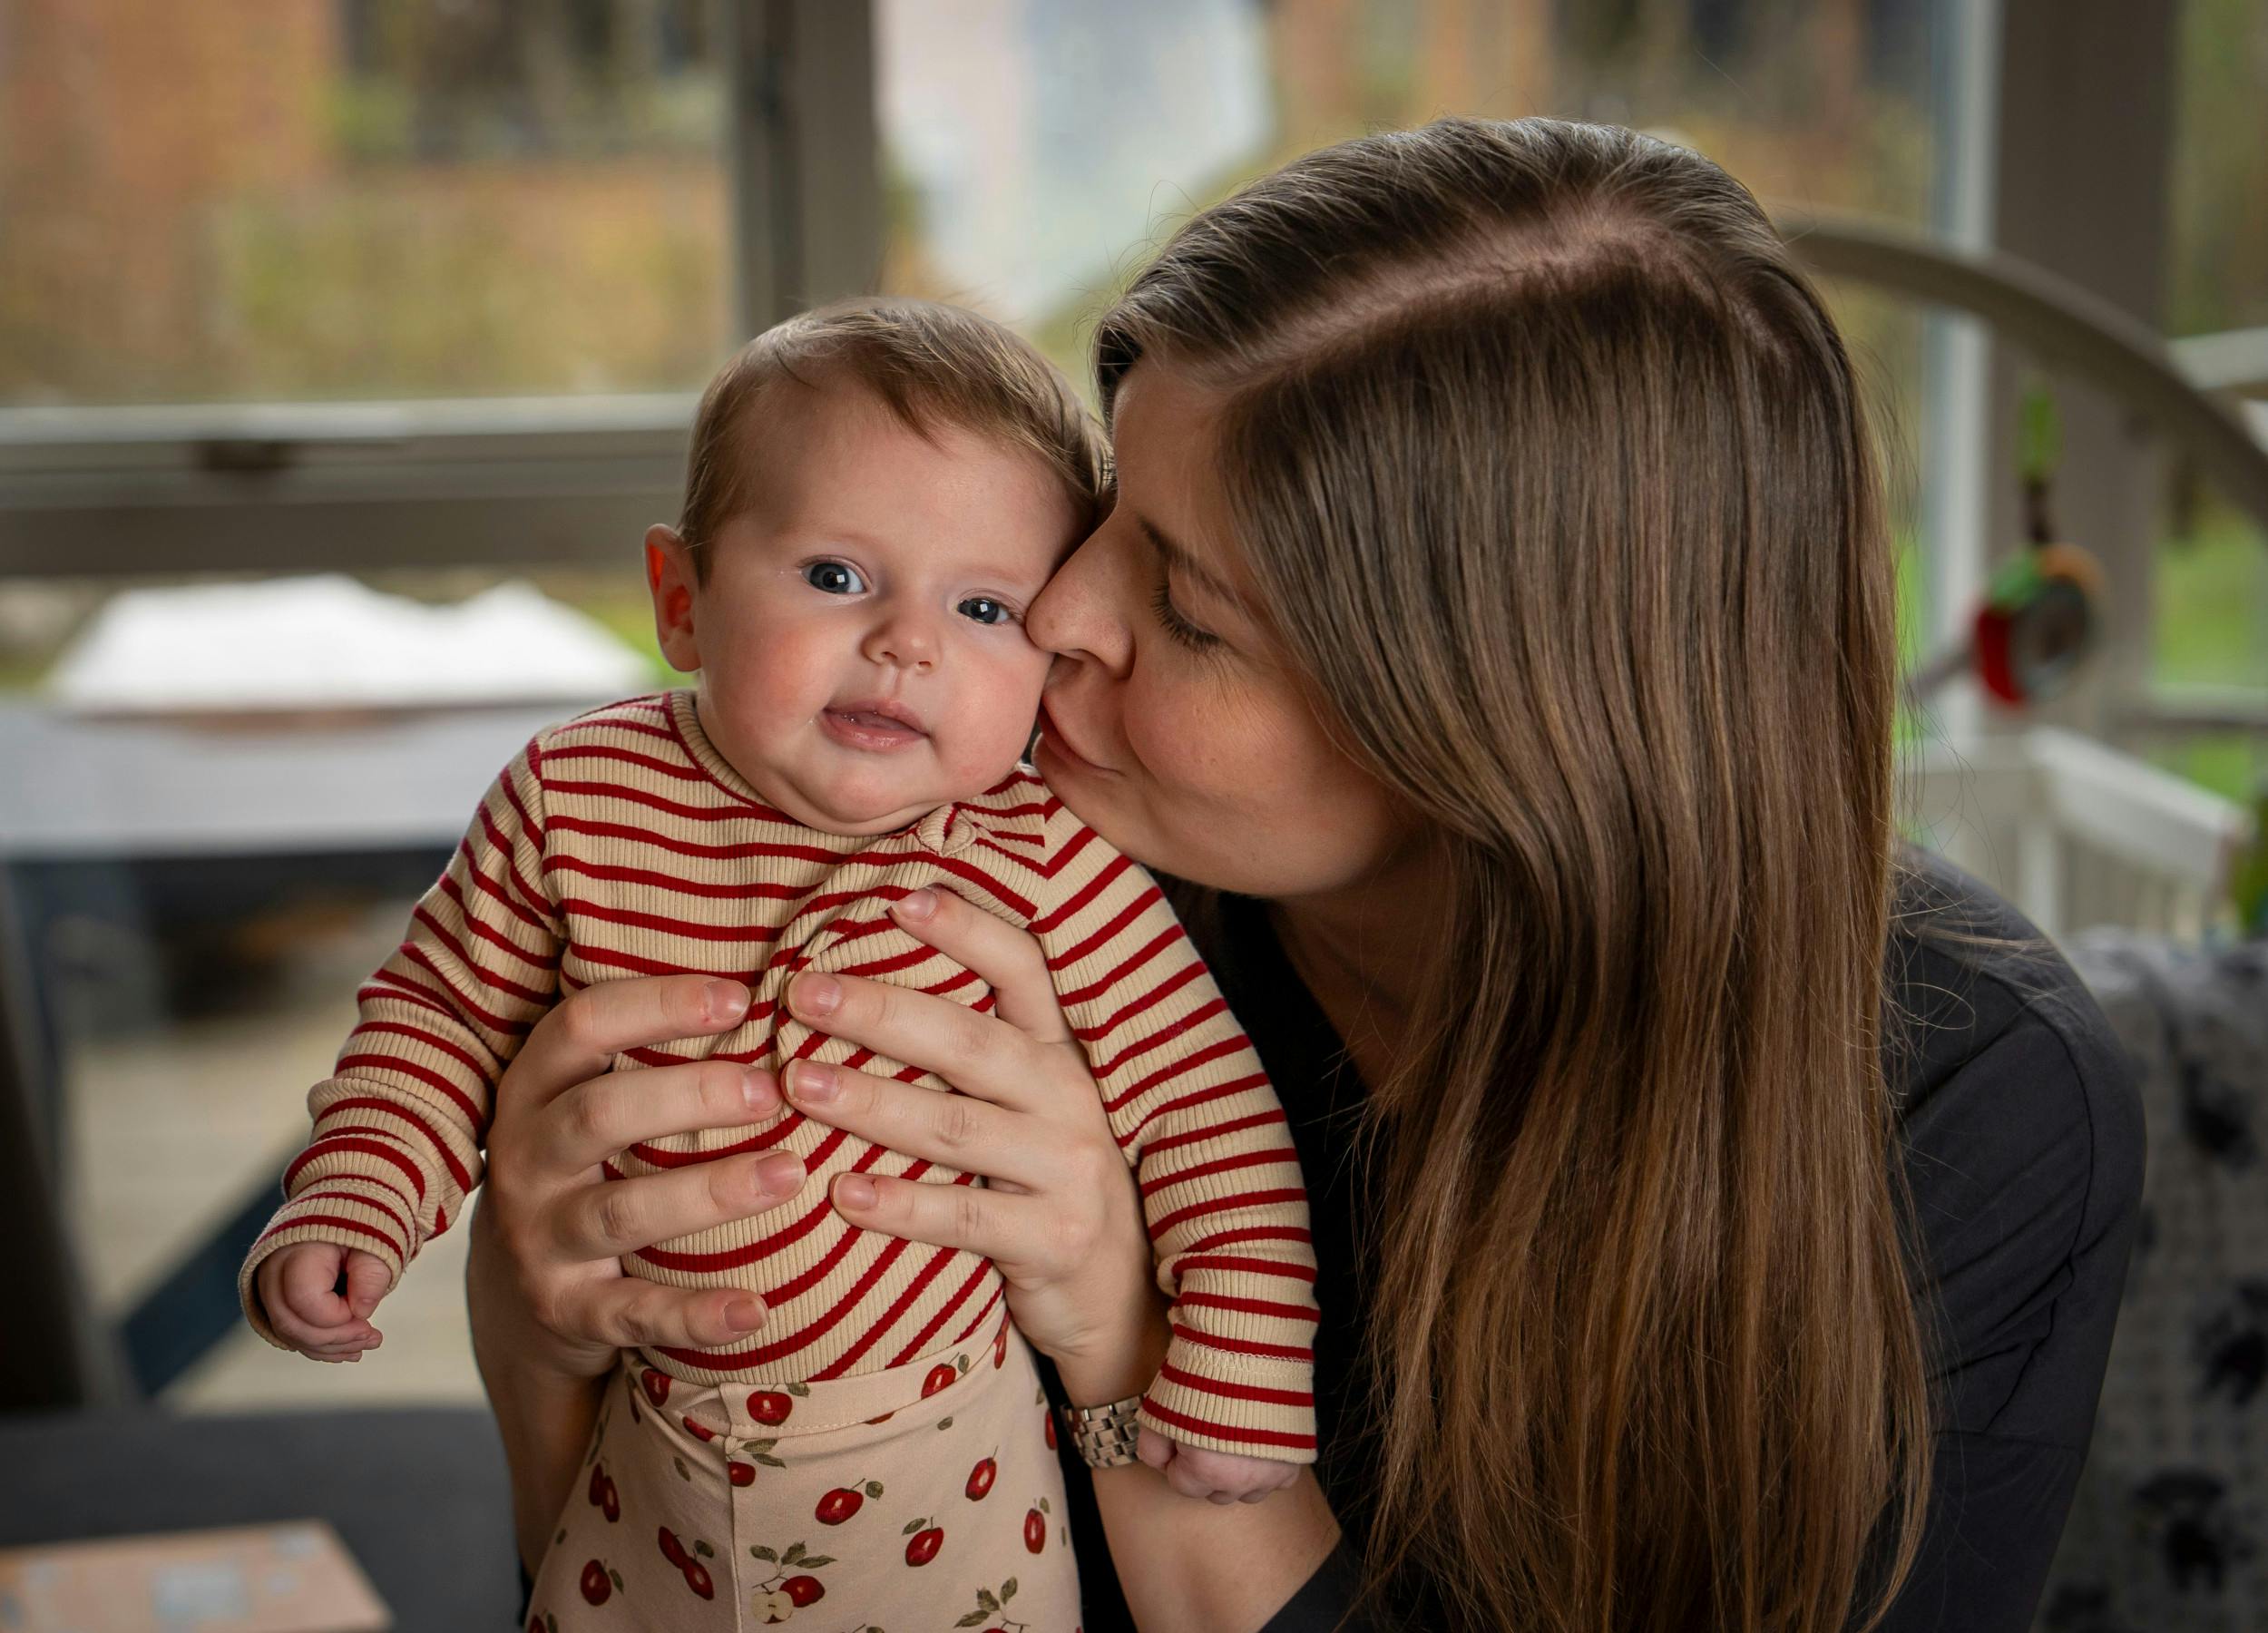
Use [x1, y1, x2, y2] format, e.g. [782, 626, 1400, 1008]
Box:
[645, 523, 703, 673]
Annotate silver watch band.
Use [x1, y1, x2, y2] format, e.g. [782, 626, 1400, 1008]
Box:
[1057, 1393, 1145, 1468]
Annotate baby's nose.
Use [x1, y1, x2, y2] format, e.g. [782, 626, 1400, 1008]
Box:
[862, 611, 938, 670]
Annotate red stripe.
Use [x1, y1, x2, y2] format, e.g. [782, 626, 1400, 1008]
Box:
[334, 1054, 487, 1136]
[1028, 841, 1120, 933]
[1118, 1075, 1275, 1149]
[1182, 1224, 1315, 1253]
[541, 741, 714, 782]
[1055, 915, 1175, 998]
[499, 764, 546, 845]
[256, 1212, 406, 1262]
[1103, 1032, 1249, 1116]
[555, 896, 788, 944]
[885, 1257, 995, 1365]
[1138, 1395, 1315, 1451]
[650, 1232, 913, 1370]
[946, 1284, 1007, 1347]
[396, 944, 534, 1036]
[1156, 1359, 1314, 1407]
[1176, 1290, 1319, 1324]
[1168, 1321, 1313, 1364]
[458, 838, 552, 934]
[322, 1096, 474, 1194]
[1173, 1253, 1316, 1285]
[408, 910, 552, 1007]
[358, 974, 462, 1028]
[285, 1135, 426, 1201]
[476, 807, 552, 924]
[1141, 1109, 1286, 1157]
[810, 1242, 960, 1381]
[347, 1016, 494, 1082]
[631, 1140, 866, 1268]
[1139, 1145, 1302, 1199]
[549, 714, 678, 745]
[1091, 1000, 1228, 1082]
[1149, 1187, 1308, 1237]
[294, 1188, 414, 1246]
[545, 854, 808, 902]
[438, 875, 562, 968]
[1072, 959, 1205, 1041]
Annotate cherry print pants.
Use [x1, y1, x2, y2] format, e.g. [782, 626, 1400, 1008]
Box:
[527, 1310, 1080, 1632]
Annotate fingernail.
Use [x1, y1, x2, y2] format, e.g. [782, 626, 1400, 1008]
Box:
[835, 1174, 876, 1210]
[786, 1061, 836, 1103]
[742, 1070, 777, 1113]
[754, 1153, 804, 1194]
[724, 1296, 765, 1332]
[893, 888, 938, 923]
[704, 979, 751, 1022]
[790, 975, 839, 1017]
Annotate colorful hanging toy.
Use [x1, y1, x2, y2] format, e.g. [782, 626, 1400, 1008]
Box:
[1907, 386, 2104, 709]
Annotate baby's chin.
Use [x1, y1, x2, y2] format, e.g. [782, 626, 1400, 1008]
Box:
[785, 763, 1014, 837]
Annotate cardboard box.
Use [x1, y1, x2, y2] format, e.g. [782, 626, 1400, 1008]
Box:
[0, 1521, 387, 1633]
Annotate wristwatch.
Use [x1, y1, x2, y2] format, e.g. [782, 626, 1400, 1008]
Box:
[1057, 1393, 1145, 1468]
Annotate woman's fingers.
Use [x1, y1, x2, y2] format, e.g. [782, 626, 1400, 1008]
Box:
[826, 1169, 1047, 1265]
[780, 1061, 1039, 1187]
[559, 1276, 772, 1354]
[510, 975, 753, 1115]
[543, 1060, 783, 1174]
[552, 1149, 808, 1260]
[784, 970, 1049, 1113]
[886, 889, 1075, 1043]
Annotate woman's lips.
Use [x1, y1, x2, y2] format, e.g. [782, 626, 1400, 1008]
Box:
[819, 703, 927, 752]
[1035, 701, 1110, 777]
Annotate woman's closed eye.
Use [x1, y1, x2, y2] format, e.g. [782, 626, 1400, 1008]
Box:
[1150, 579, 1221, 650]
[803, 559, 867, 595]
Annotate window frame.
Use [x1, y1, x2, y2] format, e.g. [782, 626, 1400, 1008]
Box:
[0, 0, 877, 582]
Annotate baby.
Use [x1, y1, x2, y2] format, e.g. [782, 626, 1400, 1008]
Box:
[240, 299, 1316, 1629]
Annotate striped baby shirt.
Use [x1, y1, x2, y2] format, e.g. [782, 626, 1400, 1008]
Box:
[239, 689, 1318, 1461]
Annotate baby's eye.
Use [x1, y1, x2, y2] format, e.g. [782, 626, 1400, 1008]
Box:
[803, 561, 866, 595]
[957, 596, 1015, 626]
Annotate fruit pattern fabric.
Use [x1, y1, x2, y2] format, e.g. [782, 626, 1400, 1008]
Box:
[529, 1311, 1081, 1630]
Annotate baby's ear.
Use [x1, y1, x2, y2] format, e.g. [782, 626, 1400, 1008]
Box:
[645, 524, 703, 673]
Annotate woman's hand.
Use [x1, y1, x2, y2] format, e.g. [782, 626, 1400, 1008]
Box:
[470, 973, 811, 1381]
[465, 973, 810, 1572]
[775, 886, 1164, 1403]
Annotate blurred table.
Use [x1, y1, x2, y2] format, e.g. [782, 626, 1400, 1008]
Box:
[0, 699, 599, 1403]
[0, 1405, 519, 1628]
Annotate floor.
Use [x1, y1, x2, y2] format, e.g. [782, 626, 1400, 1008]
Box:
[57, 898, 485, 1413]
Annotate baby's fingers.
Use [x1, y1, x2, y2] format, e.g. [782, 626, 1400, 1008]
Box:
[343, 1250, 393, 1320]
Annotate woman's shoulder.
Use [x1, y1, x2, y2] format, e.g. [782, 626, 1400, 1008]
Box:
[1885, 846, 2137, 1156]
[1884, 846, 2145, 1442]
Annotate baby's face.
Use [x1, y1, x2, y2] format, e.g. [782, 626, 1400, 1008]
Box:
[655, 383, 1077, 836]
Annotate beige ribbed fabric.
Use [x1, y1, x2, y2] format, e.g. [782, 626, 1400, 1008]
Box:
[240, 691, 1318, 1459]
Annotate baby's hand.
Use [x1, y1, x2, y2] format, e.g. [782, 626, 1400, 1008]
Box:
[1136, 1427, 1302, 1504]
[255, 1243, 390, 1363]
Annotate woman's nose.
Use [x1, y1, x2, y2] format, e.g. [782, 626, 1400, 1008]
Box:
[1027, 527, 1132, 674]
[860, 606, 938, 671]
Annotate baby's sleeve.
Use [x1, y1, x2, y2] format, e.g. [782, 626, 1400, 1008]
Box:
[237, 738, 564, 1348]
[1028, 814, 1319, 1464]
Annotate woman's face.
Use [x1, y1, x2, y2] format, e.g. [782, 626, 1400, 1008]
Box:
[1025, 361, 1412, 901]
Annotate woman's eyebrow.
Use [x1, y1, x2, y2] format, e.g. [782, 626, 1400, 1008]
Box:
[1138, 514, 1237, 603]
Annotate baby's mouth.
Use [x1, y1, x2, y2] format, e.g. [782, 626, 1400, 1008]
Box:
[820, 699, 928, 748]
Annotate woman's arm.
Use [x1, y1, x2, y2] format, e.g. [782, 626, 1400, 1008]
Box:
[774, 887, 1344, 1629]
[463, 973, 811, 1573]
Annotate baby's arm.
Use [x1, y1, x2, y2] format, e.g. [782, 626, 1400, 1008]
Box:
[239, 740, 564, 1353]
[1026, 814, 1319, 1485]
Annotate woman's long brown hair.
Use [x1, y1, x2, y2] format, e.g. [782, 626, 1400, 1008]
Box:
[1097, 118, 1930, 1632]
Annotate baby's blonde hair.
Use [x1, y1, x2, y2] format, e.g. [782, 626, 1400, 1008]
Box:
[679, 298, 1110, 580]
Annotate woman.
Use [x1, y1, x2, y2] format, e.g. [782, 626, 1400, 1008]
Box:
[461, 119, 2140, 1631]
